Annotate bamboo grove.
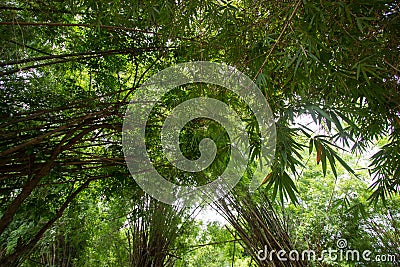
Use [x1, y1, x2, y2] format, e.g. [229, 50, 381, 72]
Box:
[0, 0, 399, 266]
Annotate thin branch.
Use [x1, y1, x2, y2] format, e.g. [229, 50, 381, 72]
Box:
[0, 21, 159, 35]
[0, 47, 171, 67]
[186, 239, 242, 253]
[0, 21, 198, 42]
[253, 0, 302, 80]
[6, 39, 53, 56]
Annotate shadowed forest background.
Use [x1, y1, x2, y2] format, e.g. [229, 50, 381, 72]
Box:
[0, 0, 399, 266]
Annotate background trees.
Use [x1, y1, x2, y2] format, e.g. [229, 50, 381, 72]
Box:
[1, 0, 399, 266]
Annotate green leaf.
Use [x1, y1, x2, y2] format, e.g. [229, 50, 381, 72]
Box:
[326, 149, 337, 178]
[329, 111, 344, 133]
[282, 172, 299, 205]
[333, 152, 356, 176]
[311, 105, 333, 124]
[321, 147, 327, 176]
[356, 18, 364, 33]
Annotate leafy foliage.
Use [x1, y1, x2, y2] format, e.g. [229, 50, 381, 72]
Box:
[0, 0, 399, 265]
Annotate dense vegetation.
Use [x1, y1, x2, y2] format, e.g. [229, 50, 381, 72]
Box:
[0, 0, 399, 266]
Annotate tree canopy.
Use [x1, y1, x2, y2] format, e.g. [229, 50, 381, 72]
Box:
[0, 0, 399, 266]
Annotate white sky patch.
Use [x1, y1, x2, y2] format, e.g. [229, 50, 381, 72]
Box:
[195, 205, 227, 224]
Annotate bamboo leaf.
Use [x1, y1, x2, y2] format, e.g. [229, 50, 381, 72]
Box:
[321, 147, 327, 176]
[316, 141, 322, 164]
[333, 152, 356, 175]
[326, 149, 337, 178]
[261, 172, 273, 186]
